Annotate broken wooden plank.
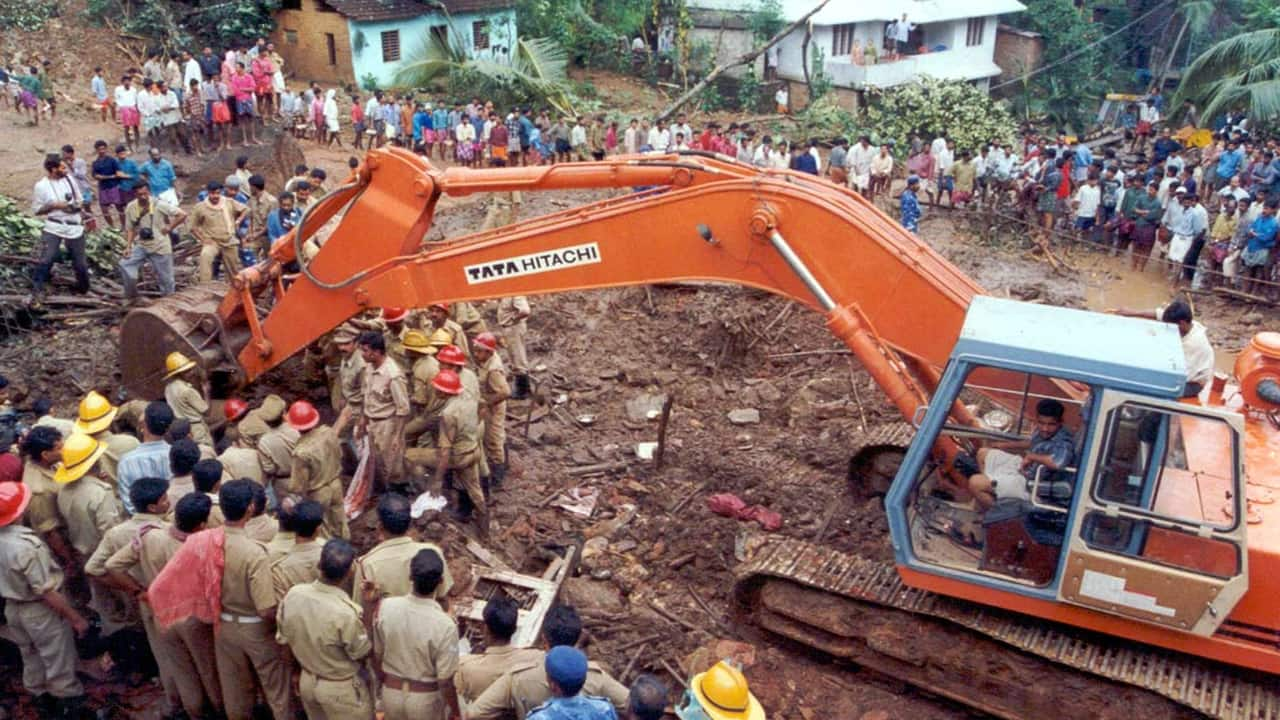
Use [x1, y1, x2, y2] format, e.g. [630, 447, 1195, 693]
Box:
[647, 599, 701, 634]
[466, 539, 514, 573]
[567, 461, 629, 477]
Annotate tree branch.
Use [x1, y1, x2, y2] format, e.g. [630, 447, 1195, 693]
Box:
[656, 0, 831, 123]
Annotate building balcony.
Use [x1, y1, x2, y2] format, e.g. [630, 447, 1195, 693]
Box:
[824, 47, 1002, 89]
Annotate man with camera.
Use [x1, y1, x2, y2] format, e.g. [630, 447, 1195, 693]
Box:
[31, 155, 92, 301]
[120, 182, 186, 301]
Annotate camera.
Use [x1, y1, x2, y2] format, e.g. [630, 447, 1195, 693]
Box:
[139, 227, 155, 240]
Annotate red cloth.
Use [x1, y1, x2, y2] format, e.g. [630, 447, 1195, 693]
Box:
[706, 493, 783, 531]
[0, 453, 20, 483]
[148, 527, 225, 631]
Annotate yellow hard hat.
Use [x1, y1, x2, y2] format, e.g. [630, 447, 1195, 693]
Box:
[428, 328, 452, 347]
[54, 433, 107, 484]
[162, 351, 197, 380]
[403, 329, 434, 355]
[690, 662, 765, 720]
[74, 391, 118, 435]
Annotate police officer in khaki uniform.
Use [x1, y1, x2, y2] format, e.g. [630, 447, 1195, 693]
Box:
[278, 538, 375, 720]
[450, 300, 488, 336]
[370, 547, 464, 720]
[351, 493, 452, 613]
[402, 329, 449, 448]
[332, 324, 366, 437]
[469, 606, 629, 720]
[497, 295, 532, 399]
[269, 499, 324, 602]
[162, 352, 214, 448]
[86, 478, 166, 646]
[19, 426, 75, 568]
[236, 394, 287, 449]
[357, 331, 411, 492]
[283, 401, 348, 539]
[406, 369, 486, 536]
[256, 401, 301, 502]
[73, 391, 140, 487]
[54, 433, 122, 561]
[457, 596, 540, 702]
[473, 332, 512, 489]
[436, 344, 480, 400]
[423, 302, 471, 360]
[380, 307, 412, 372]
[214, 479, 292, 720]
[0, 481, 91, 718]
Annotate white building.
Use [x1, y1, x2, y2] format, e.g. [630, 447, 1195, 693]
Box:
[691, 0, 1026, 98]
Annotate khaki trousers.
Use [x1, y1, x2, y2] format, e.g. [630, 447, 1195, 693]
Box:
[405, 445, 484, 519]
[299, 671, 374, 720]
[367, 415, 406, 487]
[168, 617, 222, 715]
[215, 619, 291, 720]
[4, 599, 83, 698]
[384, 686, 447, 720]
[501, 320, 529, 374]
[139, 607, 181, 712]
[483, 402, 507, 464]
[308, 477, 351, 540]
[198, 242, 242, 283]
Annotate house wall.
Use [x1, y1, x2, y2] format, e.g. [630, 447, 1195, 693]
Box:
[350, 8, 518, 89]
[688, 25, 761, 78]
[993, 24, 1043, 86]
[272, 2, 356, 85]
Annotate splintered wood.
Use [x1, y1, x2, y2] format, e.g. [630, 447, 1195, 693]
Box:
[453, 545, 578, 652]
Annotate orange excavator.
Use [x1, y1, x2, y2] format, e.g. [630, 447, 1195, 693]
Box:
[121, 149, 1280, 719]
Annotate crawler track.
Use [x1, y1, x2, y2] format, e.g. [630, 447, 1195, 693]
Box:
[735, 537, 1280, 720]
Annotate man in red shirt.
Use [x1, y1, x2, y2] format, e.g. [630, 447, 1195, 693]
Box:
[230, 63, 260, 147]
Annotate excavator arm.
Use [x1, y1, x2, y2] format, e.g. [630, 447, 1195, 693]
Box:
[122, 148, 1038, 430]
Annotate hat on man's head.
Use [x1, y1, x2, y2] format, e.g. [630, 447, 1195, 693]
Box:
[544, 646, 588, 695]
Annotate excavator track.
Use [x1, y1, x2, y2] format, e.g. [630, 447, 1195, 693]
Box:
[735, 537, 1280, 720]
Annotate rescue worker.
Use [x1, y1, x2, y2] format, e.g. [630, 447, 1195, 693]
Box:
[162, 351, 214, 447]
[469, 605, 629, 720]
[284, 400, 348, 539]
[457, 596, 539, 702]
[266, 497, 298, 561]
[423, 302, 471, 361]
[528, 646, 615, 720]
[473, 332, 512, 489]
[19, 425, 75, 568]
[357, 331, 411, 493]
[675, 661, 766, 720]
[192, 458, 226, 527]
[254, 396, 300, 501]
[236, 393, 287, 448]
[277, 538, 375, 720]
[269, 499, 324, 602]
[220, 396, 250, 446]
[72, 390, 140, 487]
[331, 323, 365, 436]
[497, 295, 532, 399]
[437, 344, 480, 400]
[244, 483, 276, 542]
[369, 548, 464, 720]
[626, 675, 667, 720]
[214, 478, 292, 720]
[166, 438, 201, 507]
[351, 492, 452, 613]
[0, 481, 92, 719]
[380, 306, 412, 371]
[450, 300, 489, 336]
[402, 328, 452, 447]
[407, 369, 487, 536]
[218, 409, 265, 487]
[54, 433, 122, 560]
[106, 492, 224, 719]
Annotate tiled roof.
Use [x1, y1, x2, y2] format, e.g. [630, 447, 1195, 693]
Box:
[321, 0, 512, 22]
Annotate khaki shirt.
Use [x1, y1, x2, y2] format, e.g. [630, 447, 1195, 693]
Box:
[257, 425, 300, 480]
[56, 475, 122, 557]
[277, 581, 371, 679]
[459, 366, 481, 403]
[221, 525, 275, 616]
[469, 653, 630, 720]
[124, 198, 180, 255]
[435, 318, 471, 360]
[362, 358, 410, 421]
[166, 474, 194, 509]
[450, 301, 486, 334]
[22, 461, 64, 534]
[374, 595, 458, 682]
[265, 530, 296, 562]
[219, 445, 264, 485]
[247, 191, 277, 242]
[496, 296, 530, 327]
[287, 426, 341, 497]
[172, 492, 225, 529]
[438, 395, 480, 456]
[457, 644, 542, 702]
[164, 378, 210, 441]
[245, 513, 276, 543]
[269, 540, 322, 602]
[337, 350, 366, 414]
[189, 198, 245, 248]
[410, 354, 440, 406]
[105, 523, 184, 587]
[93, 431, 141, 487]
[0, 524, 64, 601]
[478, 353, 511, 408]
[85, 512, 166, 583]
[352, 536, 452, 610]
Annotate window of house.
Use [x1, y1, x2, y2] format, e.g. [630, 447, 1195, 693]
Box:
[325, 33, 337, 65]
[430, 24, 449, 48]
[832, 23, 855, 56]
[473, 20, 490, 50]
[966, 17, 986, 46]
[381, 30, 401, 62]
[284, 29, 299, 44]
[280, 0, 301, 9]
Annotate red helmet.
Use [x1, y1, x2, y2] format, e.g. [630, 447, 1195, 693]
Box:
[381, 307, 409, 323]
[0, 481, 32, 528]
[432, 368, 463, 395]
[429, 302, 450, 312]
[436, 345, 467, 366]
[286, 400, 320, 432]
[224, 398, 249, 422]
[473, 332, 498, 352]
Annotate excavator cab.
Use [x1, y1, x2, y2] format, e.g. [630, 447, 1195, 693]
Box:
[887, 297, 1249, 637]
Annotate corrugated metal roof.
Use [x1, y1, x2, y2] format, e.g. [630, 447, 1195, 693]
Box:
[322, 0, 512, 22]
[691, 0, 1025, 25]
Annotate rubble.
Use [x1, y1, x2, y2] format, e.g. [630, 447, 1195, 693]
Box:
[727, 408, 761, 425]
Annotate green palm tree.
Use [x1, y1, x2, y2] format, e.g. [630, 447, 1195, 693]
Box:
[394, 29, 577, 116]
[1172, 28, 1280, 122]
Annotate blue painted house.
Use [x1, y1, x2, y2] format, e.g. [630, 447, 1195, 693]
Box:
[272, 0, 516, 88]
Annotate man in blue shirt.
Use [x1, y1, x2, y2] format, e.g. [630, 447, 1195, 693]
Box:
[1072, 141, 1093, 184]
[114, 144, 141, 205]
[1150, 128, 1180, 165]
[139, 147, 176, 200]
[527, 646, 617, 720]
[267, 191, 302, 242]
[1216, 140, 1246, 192]
[412, 102, 431, 149]
[116, 401, 174, 514]
[901, 175, 922, 233]
[518, 108, 535, 165]
[1243, 202, 1279, 294]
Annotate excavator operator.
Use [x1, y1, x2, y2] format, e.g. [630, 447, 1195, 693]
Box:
[961, 399, 1076, 512]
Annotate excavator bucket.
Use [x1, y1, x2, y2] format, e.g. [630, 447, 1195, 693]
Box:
[119, 284, 252, 401]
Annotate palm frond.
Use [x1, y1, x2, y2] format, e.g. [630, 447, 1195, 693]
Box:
[515, 37, 569, 83]
[1172, 28, 1280, 114]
